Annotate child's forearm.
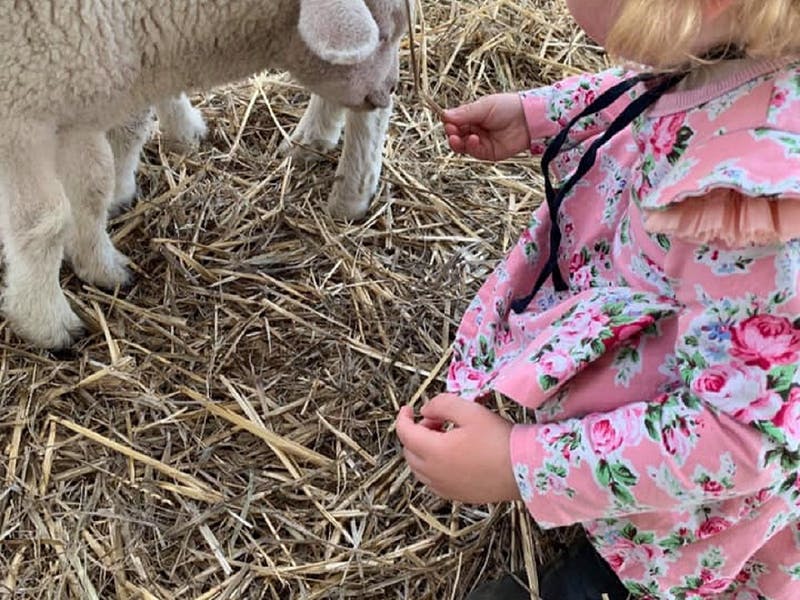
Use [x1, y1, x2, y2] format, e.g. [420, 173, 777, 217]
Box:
[509, 394, 784, 528]
[520, 66, 639, 154]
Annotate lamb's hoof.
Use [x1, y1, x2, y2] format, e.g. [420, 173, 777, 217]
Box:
[50, 342, 85, 361]
[326, 176, 376, 221]
[161, 133, 204, 155]
[160, 106, 208, 154]
[278, 137, 336, 163]
[109, 177, 138, 218]
[327, 197, 370, 222]
[4, 297, 85, 351]
[109, 193, 138, 219]
[72, 247, 132, 291]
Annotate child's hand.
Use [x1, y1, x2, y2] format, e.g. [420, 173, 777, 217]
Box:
[395, 393, 520, 504]
[443, 93, 530, 162]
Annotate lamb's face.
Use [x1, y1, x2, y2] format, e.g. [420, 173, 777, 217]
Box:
[287, 0, 407, 111]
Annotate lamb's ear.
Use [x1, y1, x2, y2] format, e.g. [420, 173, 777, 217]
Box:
[298, 0, 380, 65]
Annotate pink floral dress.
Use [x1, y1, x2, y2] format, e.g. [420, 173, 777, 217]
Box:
[447, 59, 800, 599]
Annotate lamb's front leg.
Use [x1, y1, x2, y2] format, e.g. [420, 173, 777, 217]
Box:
[0, 121, 84, 349]
[327, 101, 391, 220]
[278, 94, 346, 160]
[58, 128, 131, 291]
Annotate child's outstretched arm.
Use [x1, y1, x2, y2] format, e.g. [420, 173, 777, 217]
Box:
[517, 67, 639, 155]
[443, 67, 645, 163]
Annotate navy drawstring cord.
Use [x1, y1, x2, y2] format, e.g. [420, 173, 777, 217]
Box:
[510, 71, 687, 314]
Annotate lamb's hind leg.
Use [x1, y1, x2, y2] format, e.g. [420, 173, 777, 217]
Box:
[278, 94, 345, 161]
[155, 93, 207, 153]
[58, 127, 131, 290]
[106, 109, 154, 215]
[0, 120, 83, 349]
[327, 101, 391, 220]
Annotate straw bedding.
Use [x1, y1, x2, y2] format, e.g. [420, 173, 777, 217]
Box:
[0, 1, 608, 598]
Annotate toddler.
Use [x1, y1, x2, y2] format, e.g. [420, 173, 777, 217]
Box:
[396, 0, 800, 598]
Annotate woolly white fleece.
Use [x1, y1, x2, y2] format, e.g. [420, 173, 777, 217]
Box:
[0, 0, 407, 349]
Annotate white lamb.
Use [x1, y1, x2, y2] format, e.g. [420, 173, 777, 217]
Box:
[0, 0, 407, 350]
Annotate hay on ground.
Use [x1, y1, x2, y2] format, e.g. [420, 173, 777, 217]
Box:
[0, 1, 608, 598]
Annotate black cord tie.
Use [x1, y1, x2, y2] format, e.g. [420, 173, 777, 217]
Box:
[509, 71, 687, 314]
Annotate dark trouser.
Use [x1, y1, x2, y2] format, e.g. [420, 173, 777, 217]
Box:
[466, 536, 631, 600]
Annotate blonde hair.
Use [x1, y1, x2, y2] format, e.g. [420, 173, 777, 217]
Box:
[606, 0, 800, 70]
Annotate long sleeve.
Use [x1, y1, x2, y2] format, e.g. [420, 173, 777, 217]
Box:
[510, 392, 787, 528]
[450, 62, 800, 595]
[519, 66, 638, 155]
[509, 235, 800, 529]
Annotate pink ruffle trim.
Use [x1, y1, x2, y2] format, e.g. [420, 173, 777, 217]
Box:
[643, 190, 800, 247]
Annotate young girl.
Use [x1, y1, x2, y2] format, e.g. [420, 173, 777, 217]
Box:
[396, 1, 800, 598]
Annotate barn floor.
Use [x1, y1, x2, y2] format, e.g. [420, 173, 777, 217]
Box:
[0, 1, 606, 598]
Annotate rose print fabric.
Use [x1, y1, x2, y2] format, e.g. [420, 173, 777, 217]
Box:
[447, 61, 800, 599]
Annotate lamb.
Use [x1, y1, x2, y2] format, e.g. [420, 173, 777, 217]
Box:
[0, 0, 407, 350]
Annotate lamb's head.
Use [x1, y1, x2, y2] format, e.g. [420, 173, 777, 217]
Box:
[285, 0, 409, 111]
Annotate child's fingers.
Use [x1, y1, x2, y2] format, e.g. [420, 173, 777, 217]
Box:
[443, 99, 490, 126]
[396, 405, 415, 422]
[420, 393, 478, 425]
[445, 122, 487, 138]
[447, 134, 466, 154]
[402, 446, 427, 472]
[443, 123, 461, 137]
[395, 406, 415, 440]
[464, 135, 487, 159]
[449, 134, 490, 160]
[395, 405, 439, 454]
[407, 460, 433, 488]
[419, 417, 445, 431]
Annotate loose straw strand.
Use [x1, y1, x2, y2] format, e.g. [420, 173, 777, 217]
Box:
[404, 0, 446, 119]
